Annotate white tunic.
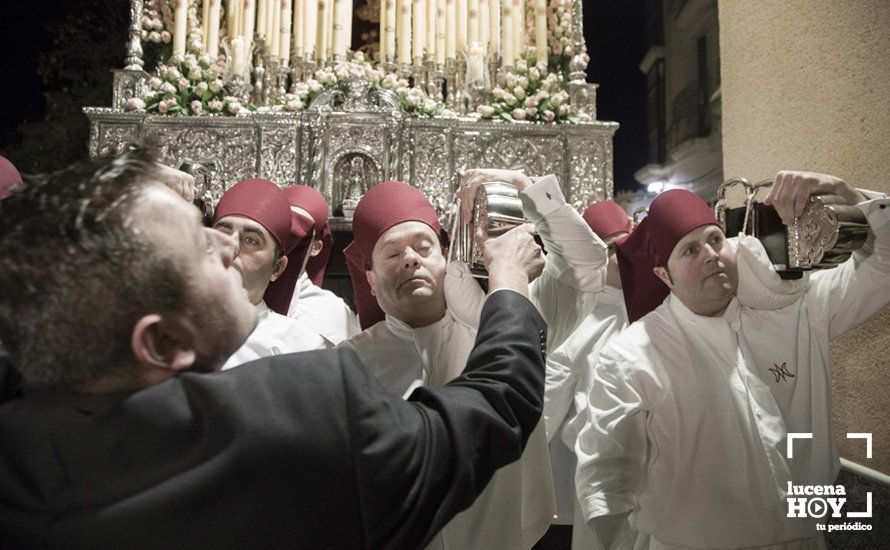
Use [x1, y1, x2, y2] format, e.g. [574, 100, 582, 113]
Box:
[339, 174, 609, 549]
[575, 197, 890, 549]
[286, 272, 360, 346]
[222, 301, 329, 370]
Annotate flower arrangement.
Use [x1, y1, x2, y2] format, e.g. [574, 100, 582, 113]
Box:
[477, 56, 578, 123]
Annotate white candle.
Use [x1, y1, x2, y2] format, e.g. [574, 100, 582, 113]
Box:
[280, 0, 292, 62]
[317, 0, 330, 61]
[512, 0, 522, 60]
[435, 0, 446, 65]
[270, 0, 280, 57]
[232, 36, 246, 75]
[479, 0, 489, 56]
[208, 0, 222, 56]
[445, 0, 455, 59]
[466, 41, 484, 82]
[398, 0, 412, 64]
[412, 0, 425, 60]
[174, 0, 188, 56]
[266, 0, 276, 43]
[456, 0, 466, 55]
[534, 0, 546, 68]
[332, 0, 347, 56]
[293, 0, 304, 57]
[257, 0, 268, 39]
[488, 0, 499, 56]
[385, 0, 396, 59]
[345, 0, 353, 53]
[244, 0, 256, 50]
[302, 0, 317, 59]
[426, 0, 436, 59]
[501, 0, 513, 67]
[379, 0, 387, 58]
[226, 0, 237, 39]
[326, 0, 334, 57]
[467, 0, 479, 46]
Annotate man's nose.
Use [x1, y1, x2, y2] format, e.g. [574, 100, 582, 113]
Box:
[702, 243, 718, 262]
[403, 248, 421, 268]
[211, 229, 240, 268]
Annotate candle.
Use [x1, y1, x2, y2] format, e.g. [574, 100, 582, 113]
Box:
[456, 0, 466, 55]
[226, 0, 237, 39]
[501, 0, 513, 67]
[412, 0, 425, 60]
[293, 0, 304, 57]
[266, 0, 275, 43]
[397, 0, 411, 64]
[385, 0, 396, 59]
[326, 0, 334, 57]
[332, 0, 346, 56]
[466, 41, 484, 82]
[512, 0, 522, 60]
[379, 0, 387, 58]
[303, 0, 317, 59]
[445, 0, 455, 59]
[426, 0, 436, 59]
[345, 0, 353, 53]
[208, 0, 222, 56]
[232, 36, 246, 75]
[270, 0, 280, 57]
[479, 0, 489, 56]
[488, 0, 499, 56]
[317, 0, 330, 61]
[435, 0, 446, 65]
[467, 0, 478, 46]
[280, 0, 292, 62]
[243, 0, 256, 50]
[258, 0, 268, 39]
[534, 0, 546, 68]
[174, 0, 188, 57]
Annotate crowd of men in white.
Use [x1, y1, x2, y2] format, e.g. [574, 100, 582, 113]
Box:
[0, 153, 887, 549]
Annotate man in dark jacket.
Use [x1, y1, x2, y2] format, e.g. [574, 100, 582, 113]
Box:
[0, 148, 548, 549]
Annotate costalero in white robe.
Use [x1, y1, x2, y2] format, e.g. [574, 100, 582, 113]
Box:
[286, 272, 360, 346]
[575, 195, 890, 549]
[339, 174, 610, 550]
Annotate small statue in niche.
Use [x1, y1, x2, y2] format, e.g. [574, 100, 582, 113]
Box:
[337, 154, 377, 218]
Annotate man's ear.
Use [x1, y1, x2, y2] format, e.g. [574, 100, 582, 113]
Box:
[309, 238, 323, 257]
[270, 254, 289, 282]
[366, 269, 377, 297]
[131, 314, 196, 373]
[653, 266, 673, 288]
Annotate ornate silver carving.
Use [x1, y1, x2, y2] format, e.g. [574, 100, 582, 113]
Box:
[569, 82, 597, 119]
[113, 70, 149, 110]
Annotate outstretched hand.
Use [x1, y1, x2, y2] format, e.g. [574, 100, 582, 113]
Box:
[764, 170, 864, 226]
[479, 223, 544, 296]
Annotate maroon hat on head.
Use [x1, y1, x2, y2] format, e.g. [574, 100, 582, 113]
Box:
[264, 212, 316, 315]
[0, 156, 23, 200]
[285, 185, 333, 287]
[213, 178, 294, 253]
[616, 189, 719, 323]
[582, 200, 632, 240]
[344, 181, 446, 329]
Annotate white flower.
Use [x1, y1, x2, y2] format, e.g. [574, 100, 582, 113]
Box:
[178, 77, 190, 93]
[148, 31, 162, 43]
[552, 90, 569, 107]
[563, 45, 574, 56]
[160, 81, 177, 95]
[529, 67, 541, 81]
[525, 107, 538, 119]
[141, 15, 152, 28]
[308, 80, 323, 94]
[161, 31, 171, 43]
[166, 66, 182, 81]
[476, 105, 495, 117]
[422, 98, 437, 112]
[354, 50, 366, 62]
[524, 96, 537, 108]
[195, 81, 209, 95]
[209, 79, 223, 93]
[558, 103, 570, 116]
[516, 59, 528, 72]
[188, 66, 203, 81]
[504, 92, 517, 106]
[505, 73, 517, 88]
[199, 54, 213, 68]
[517, 76, 529, 89]
[227, 101, 243, 114]
[406, 94, 422, 108]
[151, 18, 163, 30]
[511, 108, 526, 121]
[148, 77, 163, 90]
[492, 86, 505, 99]
[158, 100, 171, 114]
[285, 99, 304, 111]
[543, 109, 555, 122]
[209, 99, 224, 111]
[126, 97, 146, 111]
[513, 86, 526, 100]
[190, 100, 203, 115]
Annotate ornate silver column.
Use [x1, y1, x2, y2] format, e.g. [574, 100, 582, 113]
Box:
[124, 0, 144, 71]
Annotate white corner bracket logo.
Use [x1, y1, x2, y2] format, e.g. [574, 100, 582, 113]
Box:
[785, 432, 873, 530]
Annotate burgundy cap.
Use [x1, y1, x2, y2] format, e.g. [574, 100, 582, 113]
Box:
[582, 200, 632, 240]
[264, 212, 316, 315]
[213, 178, 293, 252]
[616, 189, 719, 323]
[0, 156, 22, 200]
[344, 181, 445, 329]
[285, 185, 333, 286]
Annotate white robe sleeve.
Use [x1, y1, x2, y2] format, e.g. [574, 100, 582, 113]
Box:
[575, 346, 648, 522]
[807, 195, 890, 341]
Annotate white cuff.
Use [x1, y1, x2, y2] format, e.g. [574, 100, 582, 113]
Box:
[520, 174, 566, 221]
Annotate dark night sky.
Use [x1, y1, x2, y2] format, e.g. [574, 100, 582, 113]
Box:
[0, 0, 647, 192]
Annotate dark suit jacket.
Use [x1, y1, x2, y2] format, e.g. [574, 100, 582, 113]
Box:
[0, 290, 547, 549]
